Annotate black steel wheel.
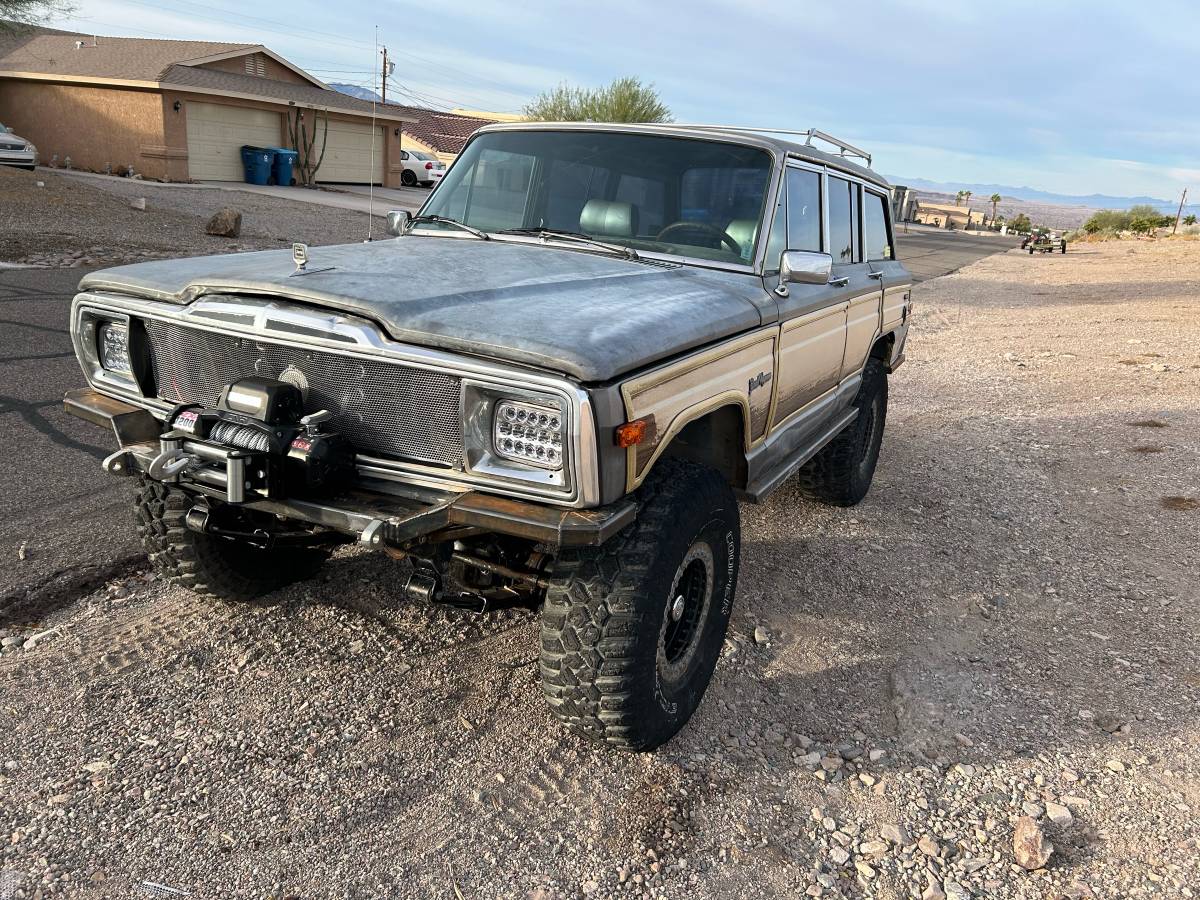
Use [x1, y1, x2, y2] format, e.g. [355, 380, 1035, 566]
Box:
[540, 459, 739, 751]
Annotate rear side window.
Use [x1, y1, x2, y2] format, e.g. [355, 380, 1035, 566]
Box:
[828, 176, 860, 264]
[864, 191, 892, 260]
[786, 168, 822, 252]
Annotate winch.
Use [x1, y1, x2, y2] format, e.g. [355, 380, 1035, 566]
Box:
[146, 377, 354, 504]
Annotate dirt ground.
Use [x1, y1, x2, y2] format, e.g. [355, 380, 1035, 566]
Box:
[0, 240, 1197, 899]
[0, 166, 373, 268]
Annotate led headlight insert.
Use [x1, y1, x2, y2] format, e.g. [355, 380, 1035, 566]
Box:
[97, 321, 131, 374]
[493, 399, 564, 470]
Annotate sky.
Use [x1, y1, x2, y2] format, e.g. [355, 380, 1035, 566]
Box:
[52, 0, 1200, 201]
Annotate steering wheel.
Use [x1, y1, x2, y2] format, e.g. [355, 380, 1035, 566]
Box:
[655, 221, 741, 256]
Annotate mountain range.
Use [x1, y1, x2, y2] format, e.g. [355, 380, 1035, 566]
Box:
[330, 83, 383, 103]
[888, 177, 1187, 213]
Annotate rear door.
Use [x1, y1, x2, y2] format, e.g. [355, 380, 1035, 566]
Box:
[863, 187, 911, 336]
[830, 175, 882, 381]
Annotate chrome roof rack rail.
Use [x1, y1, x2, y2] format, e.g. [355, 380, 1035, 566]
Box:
[670, 124, 872, 167]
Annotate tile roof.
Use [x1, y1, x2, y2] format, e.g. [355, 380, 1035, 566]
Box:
[0, 25, 253, 80]
[383, 104, 496, 154]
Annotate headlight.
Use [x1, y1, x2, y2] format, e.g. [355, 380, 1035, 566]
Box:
[493, 399, 564, 470]
[97, 322, 131, 374]
[25, 143, 36, 153]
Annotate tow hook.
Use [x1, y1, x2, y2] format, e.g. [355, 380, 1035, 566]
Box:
[148, 446, 194, 480]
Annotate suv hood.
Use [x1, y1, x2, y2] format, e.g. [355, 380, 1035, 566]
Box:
[78, 237, 768, 382]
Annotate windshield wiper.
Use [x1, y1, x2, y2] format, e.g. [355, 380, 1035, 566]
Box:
[407, 214, 489, 240]
[497, 227, 640, 260]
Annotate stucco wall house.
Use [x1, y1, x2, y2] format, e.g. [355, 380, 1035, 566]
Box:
[0, 26, 415, 187]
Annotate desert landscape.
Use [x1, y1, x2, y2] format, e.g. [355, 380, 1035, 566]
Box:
[1, 239, 1195, 899]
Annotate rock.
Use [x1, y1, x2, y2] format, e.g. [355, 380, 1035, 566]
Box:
[857, 773, 876, 787]
[1013, 816, 1053, 870]
[799, 751, 822, 767]
[0, 636, 23, 650]
[922, 882, 947, 900]
[953, 732, 973, 748]
[1045, 801, 1073, 827]
[820, 755, 843, 773]
[1022, 801, 1044, 818]
[868, 748, 886, 762]
[581, 880, 599, 894]
[205, 207, 243, 238]
[881, 823, 911, 845]
[839, 744, 864, 761]
[1105, 759, 1126, 774]
[829, 846, 849, 866]
[918, 834, 941, 857]
[859, 840, 888, 856]
[129, 197, 146, 210]
[1094, 713, 1123, 733]
[821, 816, 836, 832]
[944, 880, 970, 900]
[854, 861, 876, 879]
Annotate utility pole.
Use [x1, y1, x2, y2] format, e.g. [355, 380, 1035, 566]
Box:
[1172, 187, 1188, 235]
[380, 46, 388, 104]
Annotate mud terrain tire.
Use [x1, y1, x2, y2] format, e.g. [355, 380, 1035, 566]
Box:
[135, 477, 328, 602]
[540, 459, 740, 751]
[795, 356, 888, 507]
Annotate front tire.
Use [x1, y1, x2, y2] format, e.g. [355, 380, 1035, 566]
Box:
[795, 356, 888, 506]
[135, 478, 328, 602]
[540, 459, 740, 751]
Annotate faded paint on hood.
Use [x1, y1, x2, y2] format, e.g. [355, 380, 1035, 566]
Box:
[77, 236, 770, 382]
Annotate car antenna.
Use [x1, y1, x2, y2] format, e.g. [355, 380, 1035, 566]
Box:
[365, 25, 379, 243]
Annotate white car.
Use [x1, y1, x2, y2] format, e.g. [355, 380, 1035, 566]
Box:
[399, 149, 445, 187]
[0, 122, 37, 170]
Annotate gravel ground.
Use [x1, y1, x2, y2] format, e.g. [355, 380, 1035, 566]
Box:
[0, 167, 373, 268]
[0, 240, 1197, 899]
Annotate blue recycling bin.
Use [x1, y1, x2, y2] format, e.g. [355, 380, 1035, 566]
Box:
[271, 148, 298, 186]
[240, 146, 274, 185]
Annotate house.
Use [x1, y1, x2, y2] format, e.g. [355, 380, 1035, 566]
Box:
[0, 25, 416, 186]
[912, 200, 985, 230]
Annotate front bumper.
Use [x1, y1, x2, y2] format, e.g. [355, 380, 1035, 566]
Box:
[66, 388, 634, 548]
[0, 150, 37, 167]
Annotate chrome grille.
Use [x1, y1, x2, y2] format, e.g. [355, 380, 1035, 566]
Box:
[144, 320, 464, 466]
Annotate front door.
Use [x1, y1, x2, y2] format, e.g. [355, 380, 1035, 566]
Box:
[770, 165, 851, 428]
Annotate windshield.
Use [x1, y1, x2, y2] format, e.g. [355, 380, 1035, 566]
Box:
[419, 130, 773, 266]
[0, 124, 9, 134]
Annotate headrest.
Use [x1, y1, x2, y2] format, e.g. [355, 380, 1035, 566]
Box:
[580, 200, 638, 237]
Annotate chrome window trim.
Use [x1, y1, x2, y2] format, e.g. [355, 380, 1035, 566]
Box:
[70, 292, 600, 509]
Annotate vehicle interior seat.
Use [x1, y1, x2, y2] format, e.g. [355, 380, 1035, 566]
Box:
[580, 200, 639, 238]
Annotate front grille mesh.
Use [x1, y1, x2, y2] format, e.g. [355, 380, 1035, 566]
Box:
[144, 321, 464, 466]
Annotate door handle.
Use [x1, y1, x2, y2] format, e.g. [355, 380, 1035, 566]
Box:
[868, 271, 884, 280]
[828, 276, 849, 287]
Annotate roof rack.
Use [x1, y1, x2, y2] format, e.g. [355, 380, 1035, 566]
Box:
[670, 125, 872, 167]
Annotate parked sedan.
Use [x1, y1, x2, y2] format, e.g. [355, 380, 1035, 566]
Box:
[399, 149, 445, 187]
[0, 123, 37, 169]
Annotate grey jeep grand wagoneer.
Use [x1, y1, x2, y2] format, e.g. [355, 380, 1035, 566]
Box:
[66, 123, 911, 749]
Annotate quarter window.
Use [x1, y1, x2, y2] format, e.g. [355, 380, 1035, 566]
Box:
[785, 168, 822, 252]
[864, 191, 892, 260]
[828, 176, 860, 264]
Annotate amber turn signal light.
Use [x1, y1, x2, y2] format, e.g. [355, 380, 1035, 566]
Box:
[615, 417, 652, 448]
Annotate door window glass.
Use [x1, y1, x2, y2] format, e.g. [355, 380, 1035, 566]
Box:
[864, 191, 892, 260]
[828, 176, 860, 264]
[786, 168, 822, 252]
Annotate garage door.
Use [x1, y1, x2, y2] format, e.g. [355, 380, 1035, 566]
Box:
[317, 121, 384, 184]
[186, 102, 282, 182]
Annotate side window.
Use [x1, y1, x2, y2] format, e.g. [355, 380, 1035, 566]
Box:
[863, 191, 892, 260]
[828, 176, 860, 264]
[785, 168, 821, 252]
[400, 151, 409, 161]
[763, 189, 786, 273]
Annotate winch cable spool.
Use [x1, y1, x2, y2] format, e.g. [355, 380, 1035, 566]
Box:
[208, 420, 272, 453]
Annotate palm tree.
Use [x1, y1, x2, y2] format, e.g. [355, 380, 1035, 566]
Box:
[955, 190, 965, 206]
[990, 193, 1002, 224]
[963, 190, 973, 206]
[1185, 214, 1197, 226]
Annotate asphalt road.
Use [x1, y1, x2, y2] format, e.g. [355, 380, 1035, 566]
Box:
[0, 227, 1016, 614]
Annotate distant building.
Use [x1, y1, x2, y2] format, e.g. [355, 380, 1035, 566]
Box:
[890, 185, 916, 222]
[384, 105, 501, 164]
[913, 201, 985, 230]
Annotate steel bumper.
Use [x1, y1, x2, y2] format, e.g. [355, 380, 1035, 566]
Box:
[65, 388, 634, 548]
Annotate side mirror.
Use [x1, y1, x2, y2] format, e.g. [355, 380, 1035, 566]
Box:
[780, 250, 833, 285]
[386, 209, 411, 237]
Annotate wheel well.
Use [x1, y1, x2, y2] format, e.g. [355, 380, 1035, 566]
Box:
[871, 332, 895, 362]
[659, 404, 748, 490]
